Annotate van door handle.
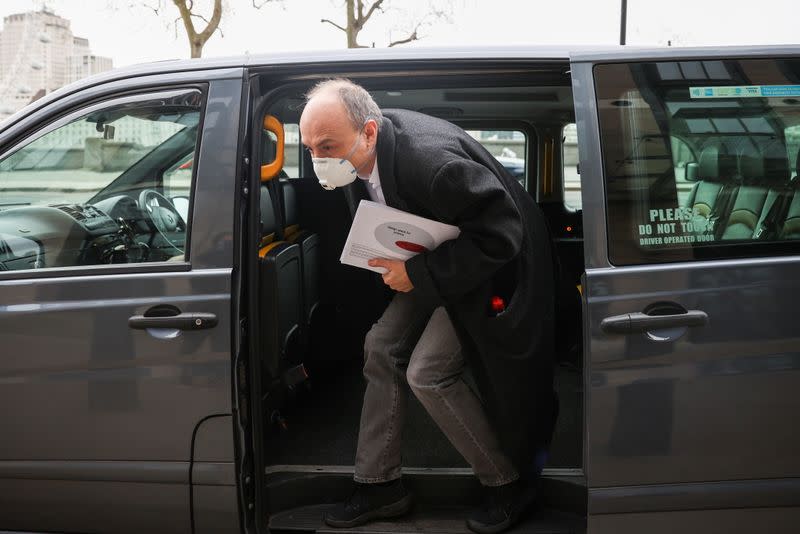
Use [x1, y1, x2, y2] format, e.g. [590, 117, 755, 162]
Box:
[128, 312, 218, 331]
[601, 310, 708, 334]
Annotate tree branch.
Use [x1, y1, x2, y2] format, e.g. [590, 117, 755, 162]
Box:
[321, 18, 347, 33]
[361, 0, 384, 24]
[141, 2, 161, 16]
[189, 12, 210, 25]
[356, 0, 364, 22]
[388, 24, 420, 47]
[172, 0, 197, 37]
[196, 0, 223, 42]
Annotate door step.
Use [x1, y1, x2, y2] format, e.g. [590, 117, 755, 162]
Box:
[269, 504, 585, 534]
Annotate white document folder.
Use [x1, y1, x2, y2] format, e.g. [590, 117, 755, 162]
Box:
[340, 200, 461, 274]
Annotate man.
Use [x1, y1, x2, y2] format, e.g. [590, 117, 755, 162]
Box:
[299, 79, 557, 534]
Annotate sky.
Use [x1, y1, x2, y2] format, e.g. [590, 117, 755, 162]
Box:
[0, 0, 797, 69]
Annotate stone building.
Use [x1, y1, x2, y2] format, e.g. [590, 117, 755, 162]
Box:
[0, 8, 112, 119]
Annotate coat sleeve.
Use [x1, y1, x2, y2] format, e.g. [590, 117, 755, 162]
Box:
[404, 158, 523, 305]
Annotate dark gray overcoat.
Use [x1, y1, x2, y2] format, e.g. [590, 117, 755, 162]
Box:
[343, 109, 557, 477]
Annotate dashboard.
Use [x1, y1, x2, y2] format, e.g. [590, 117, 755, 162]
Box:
[0, 195, 186, 271]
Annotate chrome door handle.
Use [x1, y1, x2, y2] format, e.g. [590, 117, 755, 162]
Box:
[601, 310, 708, 334]
[128, 312, 218, 331]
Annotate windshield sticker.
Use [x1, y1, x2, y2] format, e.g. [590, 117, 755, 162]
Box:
[638, 207, 715, 246]
[689, 85, 800, 99]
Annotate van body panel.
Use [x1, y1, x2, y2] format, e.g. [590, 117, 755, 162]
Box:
[0, 73, 243, 531]
[588, 506, 800, 534]
[573, 48, 800, 528]
[0, 478, 190, 533]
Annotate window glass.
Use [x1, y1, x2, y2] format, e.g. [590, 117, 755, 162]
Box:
[284, 124, 300, 177]
[0, 88, 204, 271]
[563, 123, 581, 210]
[261, 123, 299, 179]
[465, 130, 527, 187]
[594, 59, 800, 265]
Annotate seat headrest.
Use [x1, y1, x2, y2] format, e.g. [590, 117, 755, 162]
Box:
[697, 145, 737, 182]
[760, 141, 791, 187]
[260, 185, 277, 236]
[737, 144, 764, 185]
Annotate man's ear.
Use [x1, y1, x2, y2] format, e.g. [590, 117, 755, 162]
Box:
[365, 119, 379, 145]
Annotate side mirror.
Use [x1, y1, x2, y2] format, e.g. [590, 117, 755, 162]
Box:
[685, 161, 699, 182]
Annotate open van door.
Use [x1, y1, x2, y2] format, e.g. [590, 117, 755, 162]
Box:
[571, 46, 800, 533]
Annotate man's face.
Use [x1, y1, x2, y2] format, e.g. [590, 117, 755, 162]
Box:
[299, 93, 377, 171]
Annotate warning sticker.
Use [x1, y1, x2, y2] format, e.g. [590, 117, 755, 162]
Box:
[689, 85, 800, 99]
[637, 207, 715, 246]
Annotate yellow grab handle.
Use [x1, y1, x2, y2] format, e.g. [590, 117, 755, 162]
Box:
[261, 114, 285, 182]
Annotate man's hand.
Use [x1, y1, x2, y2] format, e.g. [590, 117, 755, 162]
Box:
[369, 258, 414, 292]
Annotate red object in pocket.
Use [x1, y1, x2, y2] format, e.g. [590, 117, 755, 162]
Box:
[395, 241, 429, 253]
[490, 295, 506, 314]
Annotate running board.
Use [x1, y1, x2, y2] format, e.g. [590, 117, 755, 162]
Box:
[269, 504, 585, 534]
[264, 471, 586, 518]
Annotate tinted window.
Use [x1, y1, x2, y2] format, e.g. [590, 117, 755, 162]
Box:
[594, 59, 800, 265]
[0, 88, 204, 271]
[563, 123, 580, 210]
[465, 129, 528, 187]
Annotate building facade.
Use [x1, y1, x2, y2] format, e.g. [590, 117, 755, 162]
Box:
[0, 8, 112, 119]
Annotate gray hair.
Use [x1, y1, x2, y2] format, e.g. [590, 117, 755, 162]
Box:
[306, 78, 382, 132]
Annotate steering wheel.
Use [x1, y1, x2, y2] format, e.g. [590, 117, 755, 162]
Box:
[138, 189, 186, 254]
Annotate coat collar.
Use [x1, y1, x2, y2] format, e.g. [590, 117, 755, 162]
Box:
[375, 115, 407, 211]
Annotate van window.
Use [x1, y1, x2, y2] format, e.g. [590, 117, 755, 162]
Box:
[0, 88, 204, 270]
[465, 129, 528, 187]
[284, 124, 300, 177]
[262, 122, 300, 178]
[594, 59, 800, 265]
[563, 123, 580, 210]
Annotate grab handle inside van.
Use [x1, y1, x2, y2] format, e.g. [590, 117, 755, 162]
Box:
[261, 115, 285, 182]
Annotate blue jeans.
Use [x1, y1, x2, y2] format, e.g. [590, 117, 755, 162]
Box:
[353, 292, 519, 486]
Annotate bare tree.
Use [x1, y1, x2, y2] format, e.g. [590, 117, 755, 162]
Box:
[134, 0, 278, 58]
[172, 0, 223, 58]
[321, 0, 450, 49]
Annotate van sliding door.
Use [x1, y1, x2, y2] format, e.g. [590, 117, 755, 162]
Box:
[572, 47, 800, 533]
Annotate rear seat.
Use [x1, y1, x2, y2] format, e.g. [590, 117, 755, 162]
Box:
[684, 145, 738, 236]
[780, 186, 800, 239]
[721, 141, 791, 240]
[280, 178, 321, 342]
[777, 148, 800, 239]
[259, 184, 303, 383]
[720, 145, 770, 239]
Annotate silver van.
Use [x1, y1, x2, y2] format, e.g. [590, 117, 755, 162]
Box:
[1, 45, 799, 534]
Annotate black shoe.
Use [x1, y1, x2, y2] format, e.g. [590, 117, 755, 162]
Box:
[466, 479, 537, 534]
[323, 479, 413, 528]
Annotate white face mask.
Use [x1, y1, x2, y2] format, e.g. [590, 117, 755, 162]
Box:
[312, 126, 369, 190]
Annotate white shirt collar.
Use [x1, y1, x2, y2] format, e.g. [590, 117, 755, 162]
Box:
[357, 155, 385, 204]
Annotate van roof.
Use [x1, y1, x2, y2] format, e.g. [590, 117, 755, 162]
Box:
[4, 44, 799, 131]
